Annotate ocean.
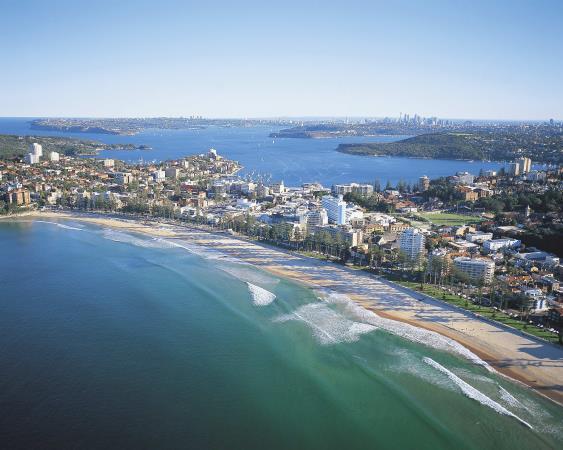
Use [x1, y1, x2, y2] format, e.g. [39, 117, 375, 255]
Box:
[0, 118, 504, 186]
[1, 219, 562, 449]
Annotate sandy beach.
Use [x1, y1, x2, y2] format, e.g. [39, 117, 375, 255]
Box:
[11, 210, 563, 406]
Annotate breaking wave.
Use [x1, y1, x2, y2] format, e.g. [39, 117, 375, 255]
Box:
[247, 282, 276, 306]
[165, 239, 240, 262]
[35, 220, 84, 231]
[101, 230, 176, 249]
[316, 290, 493, 371]
[423, 357, 532, 429]
[276, 302, 376, 345]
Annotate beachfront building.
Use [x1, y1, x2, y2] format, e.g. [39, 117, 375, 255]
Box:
[305, 209, 329, 228]
[4, 188, 31, 206]
[453, 257, 495, 284]
[399, 228, 426, 260]
[310, 225, 363, 247]
[322, 195, 347, 225]
[103, 159, 115, 168]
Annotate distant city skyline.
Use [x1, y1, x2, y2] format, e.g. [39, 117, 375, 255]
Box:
[2, 0, 562, 120]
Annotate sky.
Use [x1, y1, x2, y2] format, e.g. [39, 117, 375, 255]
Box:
[1, 0, 562, 120]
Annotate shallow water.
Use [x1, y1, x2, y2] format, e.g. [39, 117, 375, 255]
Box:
[1, 220, 562, 449]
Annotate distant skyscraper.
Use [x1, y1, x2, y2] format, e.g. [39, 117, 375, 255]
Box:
[507, 162, 520, 176]
[49, 151, 60, 162]
[516, 157, 532, 174]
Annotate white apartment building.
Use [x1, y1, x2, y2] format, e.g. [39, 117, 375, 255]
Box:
[465, 231, 493, 243]
[305, 209, 329, 227]
[399, 228, 426, 260]
[483, 238, 520, 253]
[153, 170, 166, 182]
[453, 257, 495, 284]
[322, 195, 347, 225]
[332, 183, 374, 196]
[25, 153, 40, 164]
[103, 159, 115, 168]
[451, 172, 474, 184]
[30, 143, 42, 157]
[49, 151, 60, 162]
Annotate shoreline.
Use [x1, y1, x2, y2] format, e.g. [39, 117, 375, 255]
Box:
[7, 210, 563, 407]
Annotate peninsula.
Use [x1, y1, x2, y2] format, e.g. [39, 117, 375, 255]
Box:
[0, 134, 144, 159]
[337, 130, 563, 163]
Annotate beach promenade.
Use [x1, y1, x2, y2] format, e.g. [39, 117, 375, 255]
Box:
[20, 211, 563, 405]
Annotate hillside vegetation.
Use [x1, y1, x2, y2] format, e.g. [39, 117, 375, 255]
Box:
[337, 131, 562, 163]
[0, 134, 137, 159]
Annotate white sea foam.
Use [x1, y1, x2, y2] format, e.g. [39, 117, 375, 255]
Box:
[499, 386, 525, 409]
[276, 303, 376, 345]
[423, 357, 532, 429]
[247, 282, 277, 306]
[221, 265, 279, 287]
[166, 239, 239, 262]
[316, 289, 494, 371]
[35, 220, 84, 231]
[102, 230, 176, 249]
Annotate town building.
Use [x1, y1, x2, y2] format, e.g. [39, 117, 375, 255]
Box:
[483, 238, 521, 253]
[399, 228, 426, 260]
[4, 188, 31, 206]
[153, 170, 166, 182]
[115, 172, 133, 185]
[507, 162, 520, 176]
[30, 143, 42, 158]
[516, 157, 532, 174]
[25, 153, 40, 165]
[305, 209, 329, 227]
[465, 231, 493, 243]
[322, 195, 347, 225]
[165, 167, 180, 179]
[49, 151, 60, 162]
[453, 257, 495, 284]
[419, 176, 430, 191]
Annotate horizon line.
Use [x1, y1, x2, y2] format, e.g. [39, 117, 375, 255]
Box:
[0, 115, 561, 123]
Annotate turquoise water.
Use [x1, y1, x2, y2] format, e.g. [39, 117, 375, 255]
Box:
[1, 219, 562, 449]
[0, 118, 503, 186]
